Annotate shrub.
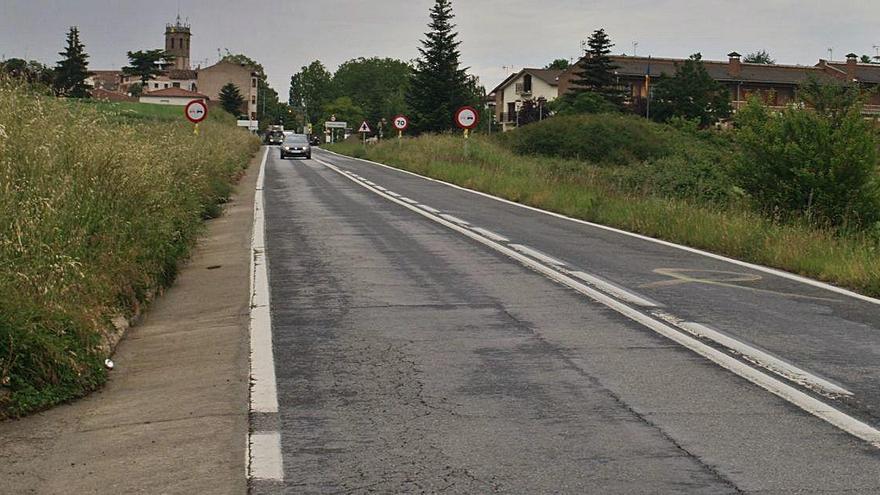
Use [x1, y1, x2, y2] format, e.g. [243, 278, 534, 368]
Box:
[499, 113, 671, 165]
[733, 98, 880, 228]
[550, 92, 620, 116]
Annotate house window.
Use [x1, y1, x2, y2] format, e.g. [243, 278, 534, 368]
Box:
[192, 83, 197, 91]
[171, 38, 175, 49]
[252, 78, 257, 88]
[172, 82, 180, 88]
[164, 83, 169, 89]
[251, 95, 256, 104]
[507, 102, 516, 122]
[523, 74, 532, 93]
[250, 112, 257, 120]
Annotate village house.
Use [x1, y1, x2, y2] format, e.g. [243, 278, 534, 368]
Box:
[555, 52, 880, 118]
[489, 68, 562, 131]
[138, 86, 208, 106]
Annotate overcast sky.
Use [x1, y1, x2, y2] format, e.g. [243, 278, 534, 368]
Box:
[2, 0, 879, 97]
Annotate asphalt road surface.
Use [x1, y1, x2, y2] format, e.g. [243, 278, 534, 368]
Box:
[253, 146, 880, 494]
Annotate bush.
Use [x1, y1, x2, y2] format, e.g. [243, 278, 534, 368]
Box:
[499, 113, 671, 165]
[550, 92, 620, 116]
[733, 98, 880, 228]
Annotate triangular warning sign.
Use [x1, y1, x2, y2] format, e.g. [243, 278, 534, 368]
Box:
[358, 121, 371, 133]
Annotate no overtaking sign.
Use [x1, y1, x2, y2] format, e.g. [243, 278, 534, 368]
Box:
[185, 100, 208, 124]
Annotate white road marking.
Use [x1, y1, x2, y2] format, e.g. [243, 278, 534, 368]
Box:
[248, 148, 284, 482]
[250, 432, 284, 481]
[314, 155, 880, 449]
[567, 270, 659, 308]
[439, 214, 470, 226]
[374, 186, 387, 192]
[665, 318, 852, 398]
[399, 197, 420, 204]
[510, 244, 566, 266]
[471, 227, 510, 243]
[386, 191, 402, 197]
[320, 148, 880, 307]
[417, 204, 440, 214]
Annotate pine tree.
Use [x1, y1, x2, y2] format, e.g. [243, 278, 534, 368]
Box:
[569, 29, 623, 108]
[406, 0, 474, 134]
[123, 49, 175, 86]
[53, 26, 92, 98]
[651, 54, 732, 126]
[219, 83, 245, 115]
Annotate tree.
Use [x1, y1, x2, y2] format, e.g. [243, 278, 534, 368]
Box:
[322, 96, 365, 128]
[332, 57, 412, 125]
[567, 28, 623, 108]
[550, 91, 619, 115]
[406, 0, 476, 134]
[859, 54, 879, 64]
[290, 60, 334, 126]
[0, 58, 54, 87]
[128, 82, 144, 97]
[53, 26, 91, 98]
[123, 49, 175, 86]
[544, 58, 570, 70]
[219, 83, 245, 115]
[743, 50, 775, 64]
[650, 53, 731, 127]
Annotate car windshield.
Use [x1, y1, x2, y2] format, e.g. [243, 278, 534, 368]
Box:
[283, 135, 308, 145]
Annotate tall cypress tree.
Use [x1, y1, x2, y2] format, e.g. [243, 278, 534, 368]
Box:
[54, 26, 92, 98]
[406, 0, 472, 134]
[569, 28, 623, 108]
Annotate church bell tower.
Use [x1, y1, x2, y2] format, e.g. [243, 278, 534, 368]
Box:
[165, 15, 191, 70]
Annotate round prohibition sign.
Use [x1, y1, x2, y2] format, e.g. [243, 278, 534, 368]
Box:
[454, 106, 479, 130]
[392, 115, 409, 131]
[185, 100, 208, 124]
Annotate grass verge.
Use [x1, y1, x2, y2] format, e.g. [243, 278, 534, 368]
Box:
[0, 82, 260, 418]
[327, 134, 880, 297]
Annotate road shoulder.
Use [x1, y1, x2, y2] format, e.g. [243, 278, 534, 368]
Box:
[0, 152, 259, 494]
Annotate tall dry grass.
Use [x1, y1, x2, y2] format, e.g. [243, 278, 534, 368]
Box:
[0, 81, 259, 417]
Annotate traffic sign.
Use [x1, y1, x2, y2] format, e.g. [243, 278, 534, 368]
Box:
[185, 100, 208, 124]
[392, 115, 409, 131]
[358, 121, 371, 133]
[454, 106, 479, 130]
[325, 121, 347, 129]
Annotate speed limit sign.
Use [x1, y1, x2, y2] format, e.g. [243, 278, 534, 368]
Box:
[392, 115, 409, 131]
[454, 106, 479, 130]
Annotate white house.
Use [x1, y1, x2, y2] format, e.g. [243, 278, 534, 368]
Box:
[139, 87, 209, 106]
[490, 68, 562, 131]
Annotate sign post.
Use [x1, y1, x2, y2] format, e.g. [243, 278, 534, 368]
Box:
[324, 121, 347, 143]
[454, 106, 479, 156]
[391, 115, 409, 148]
[185, 100, 208, 135]
[358, 121, 372, 148]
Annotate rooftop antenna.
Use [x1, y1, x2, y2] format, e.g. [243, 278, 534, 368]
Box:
[873, 45, 879, 60]
[827, 47, 833, 61]
[633, 41, 639, 57]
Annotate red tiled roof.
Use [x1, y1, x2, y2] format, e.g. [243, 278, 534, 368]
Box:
[142, 87, 209, 99]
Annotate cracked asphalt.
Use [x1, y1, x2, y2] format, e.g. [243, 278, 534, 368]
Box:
[257, 149, 880, 494]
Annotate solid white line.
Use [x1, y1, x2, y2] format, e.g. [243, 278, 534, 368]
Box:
[251, 148, 279, 414]
[313, 155, 880, 449]
[399, 197, 420, 204]
[677, 320, 852, 397]
[417, 204, 440, 214]
[374, 186, 387, 192]
[248, 148, 284, 483]
[510, 244, 566, 266]
[567, 270, 658, 308]
[250, 432, 284, 481]
[440, 214, 470, 226]
[319, 148, 880, 306]
[471, 227, 510, 243]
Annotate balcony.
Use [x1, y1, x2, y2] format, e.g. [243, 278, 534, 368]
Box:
[515, 83, 532, 97]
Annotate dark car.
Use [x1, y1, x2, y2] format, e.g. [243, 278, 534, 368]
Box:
[266, 130, 284, 145]
[280, 134, 312, 160]
[309, 135, 321, 146]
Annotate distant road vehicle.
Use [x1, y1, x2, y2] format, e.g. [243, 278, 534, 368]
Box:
[309, 135, 321, 146]
[280, 134, 312, 160]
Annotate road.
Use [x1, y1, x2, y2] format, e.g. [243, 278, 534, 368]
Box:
[250, 146, 880, 494]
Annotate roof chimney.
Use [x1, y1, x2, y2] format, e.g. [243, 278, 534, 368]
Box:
[728, 52, 742, 78]
[846, 53, 858, 80]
